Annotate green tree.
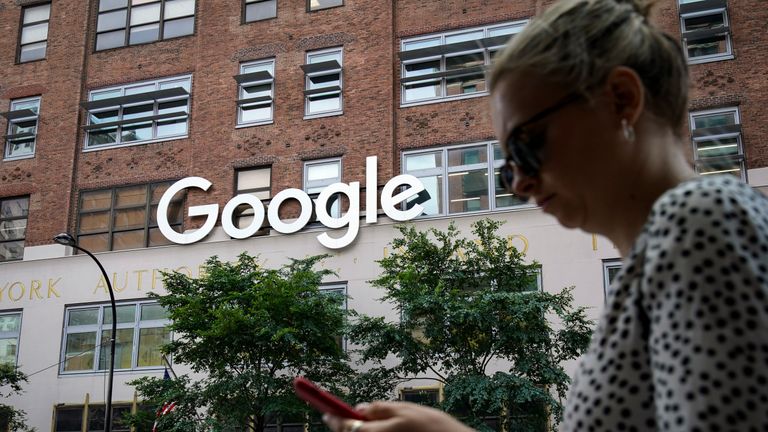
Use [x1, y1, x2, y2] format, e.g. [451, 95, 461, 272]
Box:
[350, 219, 593, 431]
[129, 253, 353, 432]
[0, 363, 34, 431]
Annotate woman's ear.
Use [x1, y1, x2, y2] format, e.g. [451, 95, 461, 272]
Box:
[604, 66, 644, 125]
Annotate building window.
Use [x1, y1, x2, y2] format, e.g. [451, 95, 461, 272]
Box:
[603, 259, 623, 300]
[304, 158, 342, 218]
[679, 0, 732, 64]
[402, 142, 530, 217]
[18, 3, 50, 63]
[401, 387, 441, 406]
[302, 48, 343, 117]
[95, 0, 195, 51]
[321, 284, 347, 351]
[2, 97, 40, 160]
[235, 60, 274, 126]
[399, 21, 527, 105]
[82, 75, 191, 150]
[234, 167, 271, 234]
[54, 404, 141, 432]
[243, 0, 276, 22]
[0, 312, 22, 366]
[76, 181, 185, 252]
[0, 196, 29, 262]
[308, 0, 343, 11]
[60, 301, 170, 374]
[690, 107, 744, 179]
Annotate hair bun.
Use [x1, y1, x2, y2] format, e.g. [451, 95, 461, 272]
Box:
[614, 0, 655, 19]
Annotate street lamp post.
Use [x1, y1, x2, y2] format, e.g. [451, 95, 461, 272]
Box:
[54, 233, 116, 432]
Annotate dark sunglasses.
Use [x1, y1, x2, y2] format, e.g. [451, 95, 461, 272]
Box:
[499, 92, 583, 192]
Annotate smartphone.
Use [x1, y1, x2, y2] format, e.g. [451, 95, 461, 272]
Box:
[293, 376, 367, 420]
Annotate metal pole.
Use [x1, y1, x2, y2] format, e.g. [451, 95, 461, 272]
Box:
[72, 245, 116, 432]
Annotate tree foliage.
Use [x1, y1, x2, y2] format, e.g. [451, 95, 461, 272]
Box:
[129, 253, 354, 432]
[349, 219, 593, 431]
[0, 363, 34, 431]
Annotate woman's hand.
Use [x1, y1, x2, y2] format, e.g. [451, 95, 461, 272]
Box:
[322, 401, 475, 432]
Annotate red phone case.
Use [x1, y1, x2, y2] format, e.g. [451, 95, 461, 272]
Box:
[293, 376, 367, 420]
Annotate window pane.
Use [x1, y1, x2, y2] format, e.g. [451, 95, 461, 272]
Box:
[403, 37, 440, 51]
[151, 182, 175, 203]
[307, 94, 341, 113]
[307, 162, 340, 182]
[407, 175, 442, 216]
[55, 408, 84, 432]
[158, 99, 187, 115]
[697, 158, 742, 176]
[90, 109, 119, 125]
[164, 0, 195, 19]
[448, 146, 487, 166]
[163, 16, 194, 39]
[137, 327, 170, 366]
[1, 197, 29, 218]
[19, 41, 47, 62]
[238, 168, 270, 191]
[141, 304, 168, 321]
[683, 13, 725, 32]
[246, 0, 276, 22]
[96, 30, 126, 51]
[695, 137, 739, 158]
[112, 230, 145, 250]
[6, 138, 36, 158]
[98, 328, 134, 370]
[445, 52, 484, 71]
[405, 152, 442, 171]
[88, 406, 106, 431]
[64, 332, 97, 371]
[88, 128, 119, 146]
[157, 117, 188, 137]
[403, 60, 440, 78]
[21, 23, 49, 44]
[242, 83, 272, 98]
[308, 51, 341, 64]
[24, 4, 51, 23]
[309, 0, 343, 10]
[78, 211, 110, 234]
[125, 83, 155, 96]
[123, 104, 154, 121]
[240, 104, 272, 123]
[82, 190, 112, 211]
[91, 89, 123, 101]
[121, 122, 153, 142]
[0, 315, 20, 332]
[693, 112, 736, 129]
[149, 202, 182, 226]
[448, 169, 489, 213]
[113, 208, 147, 230]
[115, 186, 147, 207]
[0, 220, 27, 241]
[103, 305, 137, 324]
[308, 73, 340, 89]
[687, 35, 727, 57]
[404, 81, 441, 102]
[100, 0, 128, 11]
[494, 170, 525, 208]
[130, 3, 161, 25]
[97, 10, 127, 32]
[0, 241, 24, 261]
[77, 233, 110, 252]
[0, 339, 18, 366]
[129, 23, 160, 45]
[68, 308, 99, 326]
[149, 227, 175, 246]
[445, 30, 484, 44]
[446, 73, 485, 96]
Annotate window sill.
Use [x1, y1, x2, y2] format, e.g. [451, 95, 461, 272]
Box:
[236, 120, 274, 129]
[687, 54, 734, 65]
[3, 154, 35, 162]
[304, 111, 343, 120]
[59, 366, 166, 377]
[399, 91, 488, 108]
[83, 135, 188, 152]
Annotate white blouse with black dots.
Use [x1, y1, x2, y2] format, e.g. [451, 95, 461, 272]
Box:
[563, 175, 768, 431]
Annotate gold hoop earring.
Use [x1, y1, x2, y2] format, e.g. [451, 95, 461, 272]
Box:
[622, 118, 635, 143]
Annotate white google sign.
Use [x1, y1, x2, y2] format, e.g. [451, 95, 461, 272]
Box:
[157, 156, 426, 249]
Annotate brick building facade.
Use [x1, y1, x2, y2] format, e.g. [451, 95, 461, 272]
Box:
[1, 0, 766, 430]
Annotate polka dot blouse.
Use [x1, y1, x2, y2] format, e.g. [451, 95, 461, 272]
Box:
[563, 175, 768, 431]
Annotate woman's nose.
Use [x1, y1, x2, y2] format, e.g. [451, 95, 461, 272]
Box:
[511, 164, 537, 199]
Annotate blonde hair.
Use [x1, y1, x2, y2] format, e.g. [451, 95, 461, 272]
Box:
[490, 0, 689, 133]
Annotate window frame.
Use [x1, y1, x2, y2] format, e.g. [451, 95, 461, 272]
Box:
[307, 0, 344, 12]
[0, 311, 22, 366]
[399, 21, 527, 107]
[602, 259, 623, 302]
[242, 0, 277, 23]
[401, 141, 535, 219]
[320, 283, 347, 351]
[233, 166, 272, 235]
[236, 59, 275, 127]
[680, 7, 733, 64]
[17, 2, 51, 63]
[303, 157, 343, 218]
[95, 0, 196, 52]
[83, 75, 192, 151]
[303, 47, 344, 119]
[76, 181, 185, 252]
[0, 196, 30, 262]
[53, 402, 144, 432]
[3, 96, 41, 161]
[689, 106, 745, 180]
[59, 300, 171, 375]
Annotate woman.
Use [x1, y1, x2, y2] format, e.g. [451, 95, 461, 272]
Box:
[325, 0, 768, 430]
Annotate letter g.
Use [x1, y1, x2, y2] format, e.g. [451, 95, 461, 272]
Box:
[157, 177, 219, 244]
